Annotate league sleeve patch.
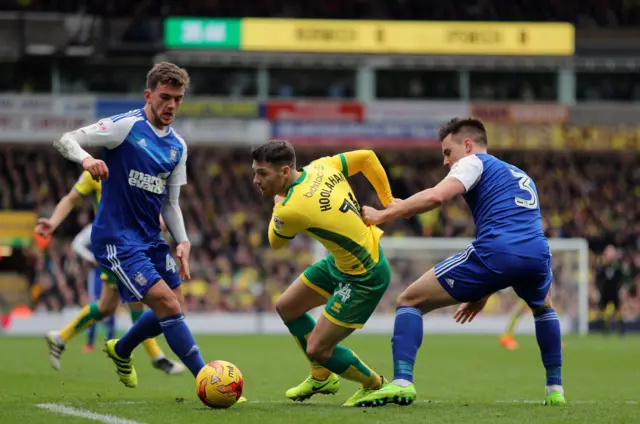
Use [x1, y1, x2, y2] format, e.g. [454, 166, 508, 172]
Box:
[273, 216, 285, 231]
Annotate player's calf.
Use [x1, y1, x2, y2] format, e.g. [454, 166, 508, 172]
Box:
[529, 293, 565, 405]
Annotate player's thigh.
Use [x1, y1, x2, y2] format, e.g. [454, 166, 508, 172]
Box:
[398, 268, 459, 313]
[306, 314, 354, 362]
[94, 243, 164, 305]
[275, 277, 329, 322]
[421, 247, 505, 312]
[147, 242, 182, 291]
[514, 272, 554, 312]
[321, 255, 391, 330]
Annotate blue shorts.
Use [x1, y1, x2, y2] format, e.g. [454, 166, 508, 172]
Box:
[434, 244, 552, 308]
[88, 266, 103, 301]
[94, 242, 181, 303]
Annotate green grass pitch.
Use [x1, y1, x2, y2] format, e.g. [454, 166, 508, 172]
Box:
[0, 334, 638, 423]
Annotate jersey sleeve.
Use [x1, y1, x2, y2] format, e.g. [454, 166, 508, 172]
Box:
[74, 116, 135, 149]
[268, 203, 310, 249]
[168, 141, 188, 186]
[73, 171, 96, 196]
[329, 150, 394, 207]
[446, 154, 484, 192]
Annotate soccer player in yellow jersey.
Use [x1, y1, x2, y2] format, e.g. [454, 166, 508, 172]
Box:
[252, 140, 397, 407]
[37, 170, 185, 375]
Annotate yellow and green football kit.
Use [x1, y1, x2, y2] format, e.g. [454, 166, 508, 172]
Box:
[269, 151, 393, 328]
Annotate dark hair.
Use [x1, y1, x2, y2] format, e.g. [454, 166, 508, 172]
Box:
[251, 139, 296, 168]
[146, 62, 190, 90]
[438, 117, 488, 146]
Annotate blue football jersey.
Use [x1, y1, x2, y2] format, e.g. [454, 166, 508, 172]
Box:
[77, 109, 187, 247]
[447, 153, 549, 258]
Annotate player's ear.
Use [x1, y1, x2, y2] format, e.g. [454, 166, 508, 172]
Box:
[143, 89, 152, 103]
[464, 138, 473, 153]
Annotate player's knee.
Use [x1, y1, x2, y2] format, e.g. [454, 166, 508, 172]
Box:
[531, 293, 553, 315]
[305, 340, 333, 364]
[275, 297, 294, 322]
[148, 286, 181, 318]
[396, 291, 418, 308]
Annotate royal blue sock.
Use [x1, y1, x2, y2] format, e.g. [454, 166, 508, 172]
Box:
[115, 309, 162, 358]
[105, 315, 116, 340]
[86, 324, 97, 347]
[534, 308, 562, 386]
[159, 313, 205, 377]
[392, 306, 424, 383]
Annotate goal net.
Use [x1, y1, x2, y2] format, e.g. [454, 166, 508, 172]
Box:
[312, 237, 589, 335]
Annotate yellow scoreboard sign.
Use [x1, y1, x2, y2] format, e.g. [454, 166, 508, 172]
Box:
[241, 19, 574, 56]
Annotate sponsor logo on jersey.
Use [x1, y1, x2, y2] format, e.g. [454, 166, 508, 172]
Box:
[169, 146, 179, 162]
[137, 138, 147, 148]
[128, 170, 169, 194]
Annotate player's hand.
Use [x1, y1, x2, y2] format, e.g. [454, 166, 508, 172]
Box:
[176, 241, 191, 281]
[274, 194, 285, 204]
[453, 297, 488, 324]
[35, 218, 55, 237]
[361, 206, 385, 226]
[82, 157, 109, 182]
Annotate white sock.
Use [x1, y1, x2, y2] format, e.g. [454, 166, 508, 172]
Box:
[152, 354, 165, 362]
[392, 378, 412, 388]
[546, 385, 564, 396]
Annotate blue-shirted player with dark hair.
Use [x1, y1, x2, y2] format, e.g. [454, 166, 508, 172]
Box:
[52, 62, 245, 399]
[357, 117, 565, 407]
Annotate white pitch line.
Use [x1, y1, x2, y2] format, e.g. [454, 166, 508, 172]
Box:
[97, 399, 639, 406]
[36, 403, 145, 424]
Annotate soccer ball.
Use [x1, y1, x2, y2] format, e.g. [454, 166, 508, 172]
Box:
[196, 360, 244, 409]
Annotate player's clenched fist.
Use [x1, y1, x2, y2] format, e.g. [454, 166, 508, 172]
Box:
[361, 206, 384, 226]
[82, 157, 109, 182]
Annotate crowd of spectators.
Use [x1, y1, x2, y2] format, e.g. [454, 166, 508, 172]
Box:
[1, 144, 638, 322]
[5, 0, 640, 27]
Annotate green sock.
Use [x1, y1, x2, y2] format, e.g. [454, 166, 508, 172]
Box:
[60, 302, 104, 342]
[285, 313, 380, 388]
[130, 308, 144, 323]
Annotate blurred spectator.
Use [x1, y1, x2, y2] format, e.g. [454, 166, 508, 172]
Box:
[5, 0, 640, 28]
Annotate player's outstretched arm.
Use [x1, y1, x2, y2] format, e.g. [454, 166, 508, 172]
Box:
[334, 150, 395, 207]
[362, 178, 465, 226]
[54, 118, 131, 180]
[35, 187, 82, 236]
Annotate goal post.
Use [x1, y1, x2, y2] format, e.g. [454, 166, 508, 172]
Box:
[312, 237, 590, 335]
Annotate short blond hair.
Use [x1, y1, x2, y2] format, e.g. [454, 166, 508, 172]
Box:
[146, 62, 190, 90]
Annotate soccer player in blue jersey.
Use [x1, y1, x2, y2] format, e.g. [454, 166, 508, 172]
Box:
[357, 117, 565, 407]
[52, 62, 217, 392]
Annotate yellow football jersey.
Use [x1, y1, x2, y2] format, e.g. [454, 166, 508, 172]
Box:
[268, 152, 393, 276]
[73, 171, 102, 213]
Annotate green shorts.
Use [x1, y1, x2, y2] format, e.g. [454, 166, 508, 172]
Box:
[100, 269, 117, 288]
[301, 248, 391, 329]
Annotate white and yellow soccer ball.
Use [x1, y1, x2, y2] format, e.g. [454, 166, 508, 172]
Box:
[196, 360, 244, 409]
